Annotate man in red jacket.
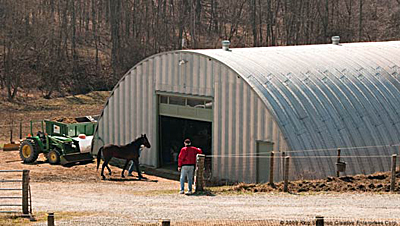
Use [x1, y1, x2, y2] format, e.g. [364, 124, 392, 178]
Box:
[178, 138, 202, 195]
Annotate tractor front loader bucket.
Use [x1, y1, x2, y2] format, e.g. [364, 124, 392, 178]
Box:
[60, 153, 93, 165]
[3, 143, 20, 151]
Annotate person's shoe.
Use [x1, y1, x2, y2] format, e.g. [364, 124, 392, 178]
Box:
[127, 173, 133, 177]
[179, 190, 184, 194]
[185, 191, 193, 195]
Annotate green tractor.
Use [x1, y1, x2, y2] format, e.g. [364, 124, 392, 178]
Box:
[19, 117, 97, 165]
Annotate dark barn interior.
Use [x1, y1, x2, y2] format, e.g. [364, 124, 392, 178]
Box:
[159, 116, 212, 170]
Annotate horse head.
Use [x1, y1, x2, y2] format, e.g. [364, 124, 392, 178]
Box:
[140, 134, 151, 149]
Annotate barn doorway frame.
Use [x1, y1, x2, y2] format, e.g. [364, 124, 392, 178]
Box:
[256, 140, 274, 183]
[156, 92, 213, 171]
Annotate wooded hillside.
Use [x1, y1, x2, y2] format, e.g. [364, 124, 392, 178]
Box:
[1, 0, 399, 101]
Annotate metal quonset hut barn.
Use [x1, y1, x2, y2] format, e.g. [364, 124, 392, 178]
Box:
[92, 40, 400, 183]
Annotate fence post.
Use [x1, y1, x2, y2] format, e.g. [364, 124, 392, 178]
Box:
[159, 219, 170, 226]
[283, 156, 290, 192]
[336, 149, 341, 177]
[47, 212, 55, 226]
[195, 154, 206, 192]
[391, 154, 397, 192]
[19, 121, 22, 140]
[22, 170, 30, 215]
[269, 152, 274, 186]
[315, 216, 324, 226]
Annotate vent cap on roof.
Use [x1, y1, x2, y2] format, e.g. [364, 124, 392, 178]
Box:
[222, 40, 231, 51]
[332, 36, 340, 45]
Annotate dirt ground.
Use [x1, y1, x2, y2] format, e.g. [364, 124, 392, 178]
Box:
[1, 151, 400, 225]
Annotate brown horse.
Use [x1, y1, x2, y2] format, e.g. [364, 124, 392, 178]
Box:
[96, 134, 151, 180]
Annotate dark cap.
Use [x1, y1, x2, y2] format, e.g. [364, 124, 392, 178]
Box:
[184, 139, 191, 144]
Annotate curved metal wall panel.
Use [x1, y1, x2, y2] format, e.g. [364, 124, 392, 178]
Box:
[191, 41, 400, 178]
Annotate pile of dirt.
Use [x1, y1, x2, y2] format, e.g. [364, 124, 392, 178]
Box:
[229, 172, 400, 193]
[52, 117, 80, 123]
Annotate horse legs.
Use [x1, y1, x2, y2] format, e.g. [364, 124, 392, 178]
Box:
[106, 165, 112, 175]
[101, 156, 112, 180]
[133, 159, 144, 179]
[121, 159, 130, 178]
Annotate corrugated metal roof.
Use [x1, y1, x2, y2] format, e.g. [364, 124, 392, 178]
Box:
[187, 41, 400, 174]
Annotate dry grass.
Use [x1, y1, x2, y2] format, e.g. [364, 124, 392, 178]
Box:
[0, 211, 93, 226]
[0, 91, 109, 143]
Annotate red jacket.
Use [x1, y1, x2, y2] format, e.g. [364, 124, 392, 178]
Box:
[178, 146, 202, 167]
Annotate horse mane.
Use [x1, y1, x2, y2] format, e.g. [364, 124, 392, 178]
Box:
[128, 136, 143, 147]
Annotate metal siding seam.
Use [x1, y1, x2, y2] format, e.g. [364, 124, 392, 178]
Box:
[166, 53, 172, 93]
[112, 90, 117, 144]
[125, 74, 132, 145]
[155, 56, 160, 91]
[228, 70, 235, 181]
[161, 54, 167, 91]
[201, 57, 207, 95]
[243, 83, 251, 183]
[121, 80, 127, 145]
[136, 65, 141, 138]
[207, 59, 214, 96]
[236, 75, 243, 182]
[223, 65, 230, 181]
[250, 90, 257, 183]
[194, 54, 200, 95]
[145, 60, 151, 165]
[142, 62, 147, 136]
[213, 63, 221, 180]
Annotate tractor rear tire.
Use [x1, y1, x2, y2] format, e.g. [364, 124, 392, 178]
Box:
[48, 150, 61, 165]
[19, 139, 40, 163]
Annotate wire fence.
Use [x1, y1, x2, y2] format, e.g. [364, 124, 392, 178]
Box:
[199, 146, 399, 191]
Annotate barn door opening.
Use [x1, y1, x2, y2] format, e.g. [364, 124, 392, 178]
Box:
[159, 116, 212, 170]
[256, 141, 274, 183]
[157, 94, 213, 172]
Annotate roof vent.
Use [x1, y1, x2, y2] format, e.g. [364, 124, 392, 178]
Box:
[222, 40, 231, 51]
[331, 36, 340, 45]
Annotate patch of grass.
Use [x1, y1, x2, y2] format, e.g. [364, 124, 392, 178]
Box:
[131, 189, 178, 196]
[0, 211, 93, 226]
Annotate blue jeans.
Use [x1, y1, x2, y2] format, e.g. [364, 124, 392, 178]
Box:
[180, 165, 195, 192]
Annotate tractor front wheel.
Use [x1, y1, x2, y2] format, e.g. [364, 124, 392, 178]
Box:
[48, 150, 61, 165]
[19, 139, 40, 163]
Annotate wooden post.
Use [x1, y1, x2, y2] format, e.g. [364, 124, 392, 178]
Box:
[47, 212, 55, 226]
[19, 121, 22, 140]
[282, 151, 286, 177]
[336, 149, 341, 177]
[22, 170, 30, 215]
[283, 156, 290, 192]
[391, 154, 397, 192]
[315, 216, 324, 226]
[10, 120, 13, 144]
[269, 152, 274, 186]
[195, 154, 206, 192]
[159, 219, 170, 226]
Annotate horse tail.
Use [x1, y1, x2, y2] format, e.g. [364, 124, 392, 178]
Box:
[96, 146, 103, 171]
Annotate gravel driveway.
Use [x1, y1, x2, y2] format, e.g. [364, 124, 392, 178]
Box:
[30, 180, 400, 225]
